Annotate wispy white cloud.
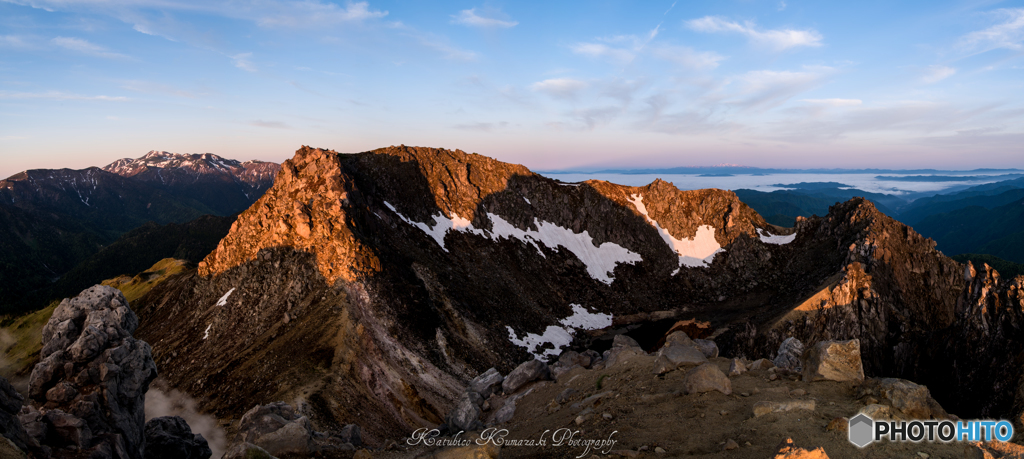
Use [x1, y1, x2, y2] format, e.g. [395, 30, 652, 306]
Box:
[451, 8, 517, 28]
[453, 121, 509, 131]
[777, 1, 787, 12]
[231, 52, 256, 72]
[530, 78, 588, 100]
[0, 35, 30, 49]
[922, 65, 956, 83]
[686, 16, 823, 51]
[728, 66, 834, 109]
[120, 80, 197, 98]
[571, 42, 635, 63]
[0, 90, 128, 101]
[572, 25, 723, 69]
[960, 8, 1024, 53]
[650, 45, 724, 69]
[256, 1, 387, 27]
[249, 120, 289, 129]
[51, 36, 128, 59]
[801, 98, 862, 106]
[414, 34, 477, 61]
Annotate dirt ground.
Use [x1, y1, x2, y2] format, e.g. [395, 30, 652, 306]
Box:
[384, 351, 987, 458]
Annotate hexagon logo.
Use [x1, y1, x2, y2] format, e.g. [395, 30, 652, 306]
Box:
[849, 413, 874, 447]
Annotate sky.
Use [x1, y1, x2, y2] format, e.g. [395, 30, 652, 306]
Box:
[1, 0, 1024, 178]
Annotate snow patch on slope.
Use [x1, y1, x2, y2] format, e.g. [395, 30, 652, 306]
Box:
[627, 194, 723, 272]
[757, 228, 797, 245]
[507, 304, 613, 358]
[383, 202, 641, 284]
[215, 288, 235, 306]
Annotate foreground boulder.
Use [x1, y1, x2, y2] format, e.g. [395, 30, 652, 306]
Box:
[803, 339, 864, 382]
[25, 285, 158, 459]
[467, 369, 503, 398]
[501, 360, 548, 394]
[236, 403, 314, 457]
[143, 416, 212, 459]
[773, 337, 804, 373]
[234, 402, 360, 458]
[683, 363, 731, 395]
[858, 378, 948, 420]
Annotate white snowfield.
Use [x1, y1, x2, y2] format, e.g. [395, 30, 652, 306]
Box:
[383, 202, 642, 284]
[215, 288, 235, 306]
[757, 228, 797, 245]
[203, 324, 212, 340]
[627, 194, 724, 272]
[507, 304, 613, 358]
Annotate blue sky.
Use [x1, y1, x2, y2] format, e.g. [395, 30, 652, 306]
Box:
[1, 0, 1023, 178]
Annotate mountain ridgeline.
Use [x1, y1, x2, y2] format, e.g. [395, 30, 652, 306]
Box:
[132, 146, 1024, 445]
[0, 151, 278, 312]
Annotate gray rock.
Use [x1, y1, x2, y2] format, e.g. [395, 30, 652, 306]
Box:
[549, 362, 578, 382]
[492, 389, 531, 425]
[773, 337, 804, 372]
[659, 344, 708, 367]
[464, 391, 484, 408]
[864, 378, 947, 420]
[26, 285, 157, 459]
[144, 416, 212, 459]
[468, 368, 503, 398]
[581, 350, 602, 368]
[446, 394, 482, 432]
[749, 358, 774, 371]
[501, 360, 548, 394]
[238, 402, 315, 457]
[555, 388, 577, 404]
[683, 363, 732, 395]
[728, 358, 747, 376]
[693, 339, 719, 358]
[803, 339, 865, 382]
[612, 334, 641, 349]
[223, 442, 278, 459]
[663, 331, 694, 348]
[338, 424, 361, 447]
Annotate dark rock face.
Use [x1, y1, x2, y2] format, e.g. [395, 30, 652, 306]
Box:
[143, 416, 211, 459]
[26, 285, 157, 459]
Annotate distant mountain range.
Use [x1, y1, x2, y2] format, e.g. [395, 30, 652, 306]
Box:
[0, 151, 279, 312]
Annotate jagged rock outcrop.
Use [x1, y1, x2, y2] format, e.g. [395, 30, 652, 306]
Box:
[26, 285, 157, 459]
[143, 416, 211, 459]
[928, 261, 1024, 423]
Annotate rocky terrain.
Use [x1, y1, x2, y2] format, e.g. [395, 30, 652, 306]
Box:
[121, 145, 1024, 452]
